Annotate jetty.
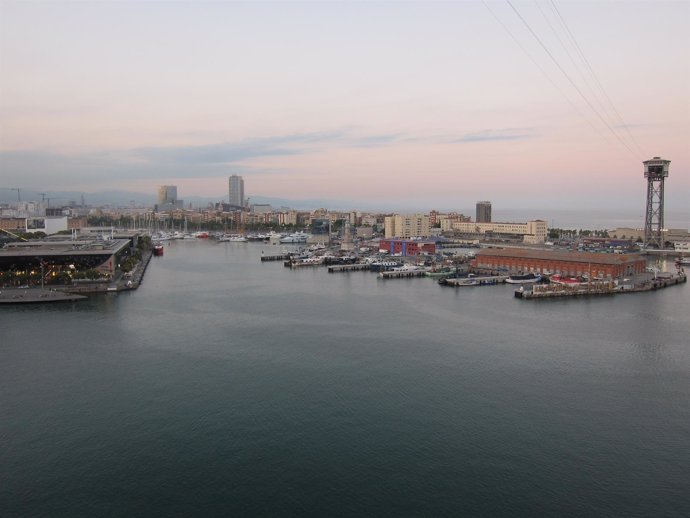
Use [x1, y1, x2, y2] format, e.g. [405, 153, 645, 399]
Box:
[379, 269, 429, 279]
[328, 264, 371, 273]
[261, 253, 291, 262]
[442, 275, 508, 287]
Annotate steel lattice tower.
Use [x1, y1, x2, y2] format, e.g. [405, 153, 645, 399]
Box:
[643, 157, 670, 249]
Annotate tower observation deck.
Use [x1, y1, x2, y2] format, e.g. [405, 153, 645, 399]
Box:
[643, 157, 670, 249]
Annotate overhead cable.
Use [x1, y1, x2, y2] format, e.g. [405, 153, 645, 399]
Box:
[505, 0, 643, 160]
[548, 0, 646, 157]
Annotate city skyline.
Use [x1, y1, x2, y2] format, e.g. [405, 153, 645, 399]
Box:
[1, 1, 688, 212]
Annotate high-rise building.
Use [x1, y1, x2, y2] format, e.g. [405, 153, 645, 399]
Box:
[158, 185, 178, 206]
[156, 185, 183, 212]
[228, 175, 245, 208]
[476, 201, 492, 223]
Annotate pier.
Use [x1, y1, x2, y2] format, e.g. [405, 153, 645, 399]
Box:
[442, 275, 508, 287]
[328, 264, 371, 273]
[379, 269, 429, 279]
[261, 253, 290, 262]
[288, 260, 323, 268]
[515, 272, 687, 299]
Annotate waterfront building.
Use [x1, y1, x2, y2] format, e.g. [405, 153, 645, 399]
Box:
[476, 201, 492, 223]
[442, 219, 547, 244]
[378, 239, 436, 256]
[473, 248, 646, 279]
[0, 237, 135, 281]
[228, 175, 245, 208]
[384, 214, 431, 239]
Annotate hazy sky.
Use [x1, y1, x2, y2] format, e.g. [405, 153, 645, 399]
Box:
[1, 0, 688, 212]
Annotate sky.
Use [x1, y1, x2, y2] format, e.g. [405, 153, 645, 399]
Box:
[1, 0, 688, 213]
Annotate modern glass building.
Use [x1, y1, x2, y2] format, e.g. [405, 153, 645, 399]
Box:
[311, 218, 330, 238]
[228, 175, 245, 208]
[158, 185, 178, 206]
[476, 201, 492, 223]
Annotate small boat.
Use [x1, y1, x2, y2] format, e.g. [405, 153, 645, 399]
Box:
[153, 243, 164, 256]
[505, 272, 542, 284]
[391, 263, 429, 273]
[451, 278, 479, 287]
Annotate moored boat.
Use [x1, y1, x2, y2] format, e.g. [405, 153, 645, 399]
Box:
[505, 272, 542, 284]
[279, 231, 310, 244]
[219, 234, 248, 242]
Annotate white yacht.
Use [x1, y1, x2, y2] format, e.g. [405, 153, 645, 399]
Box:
[280, 231, 310, 244]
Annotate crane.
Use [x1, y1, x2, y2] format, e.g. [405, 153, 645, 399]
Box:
[1, 187, 21, 201]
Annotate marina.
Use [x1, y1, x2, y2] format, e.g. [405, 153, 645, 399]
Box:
[1, 231, 687, 302]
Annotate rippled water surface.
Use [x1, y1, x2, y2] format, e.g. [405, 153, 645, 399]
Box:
[2, 241, 689, 517]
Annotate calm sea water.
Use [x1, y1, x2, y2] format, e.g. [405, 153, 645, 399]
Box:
[2, 241, 689, 517]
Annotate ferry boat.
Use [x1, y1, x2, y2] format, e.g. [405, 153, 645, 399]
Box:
[505, 272, 542, 284]
[451, 278, 479, 287]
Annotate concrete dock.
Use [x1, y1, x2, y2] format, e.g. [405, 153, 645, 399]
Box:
[328, 264, 371, 273]
[379, 269, 429, 279]
[515, 272, 687, 299]
[261, 253, 290, 262]
[442, 275, 508, 287]
[0, 288, 87, 304]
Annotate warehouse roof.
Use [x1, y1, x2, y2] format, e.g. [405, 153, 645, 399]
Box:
[475, 247, 644, 265]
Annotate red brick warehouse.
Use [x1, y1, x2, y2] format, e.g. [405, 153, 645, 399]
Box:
[473, 249, 646, 279]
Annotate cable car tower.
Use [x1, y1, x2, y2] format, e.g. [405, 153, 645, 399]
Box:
[643, 157, 670, 249]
